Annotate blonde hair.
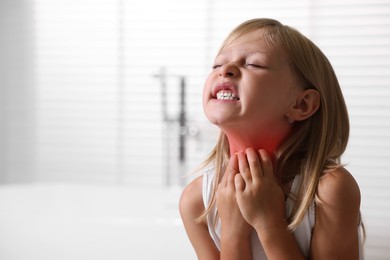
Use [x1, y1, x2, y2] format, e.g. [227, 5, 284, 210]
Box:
[199, 18, 350, 230]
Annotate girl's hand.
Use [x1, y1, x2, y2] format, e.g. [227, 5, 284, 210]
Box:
[234, 148, 286, 231]
[216, 154, 252, 239]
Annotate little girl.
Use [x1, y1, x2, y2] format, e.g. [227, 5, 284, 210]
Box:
[179, 18, 364, 259]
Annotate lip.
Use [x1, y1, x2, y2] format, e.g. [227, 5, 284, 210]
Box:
[212, 82, 239, 99]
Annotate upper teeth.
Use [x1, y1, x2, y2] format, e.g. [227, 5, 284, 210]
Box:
[216, 91, 239, 100]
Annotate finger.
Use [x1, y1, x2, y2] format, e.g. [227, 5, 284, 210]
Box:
[227, 169, 236, 191]
[234, 174, 245, 193]
[237, 151, 252, 183]
[223, 153, 239, 186]
[246, 147, 263, 181]
[258, 149, 274, 178]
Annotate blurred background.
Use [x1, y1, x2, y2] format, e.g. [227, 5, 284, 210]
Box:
[0, 0, 389, 259]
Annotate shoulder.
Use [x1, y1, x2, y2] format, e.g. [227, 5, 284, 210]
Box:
[179, 175, 204, 220]
[317, 166, 361, 215]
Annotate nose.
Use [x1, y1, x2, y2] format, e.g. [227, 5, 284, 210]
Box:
[218, 63, 240, 78]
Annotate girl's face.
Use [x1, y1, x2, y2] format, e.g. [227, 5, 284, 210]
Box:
[203, 29, 302, 138]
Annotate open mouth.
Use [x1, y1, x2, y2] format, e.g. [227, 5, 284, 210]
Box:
[213, 82, 240, 101]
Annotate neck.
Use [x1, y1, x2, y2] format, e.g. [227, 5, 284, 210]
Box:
[223, 127, 289, 156]
[226, 134, 275, 155]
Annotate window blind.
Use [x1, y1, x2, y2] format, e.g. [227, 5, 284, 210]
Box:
[34, 0, 212, 186]
[34, 0, 120, 183]
[308, 1, 390, 259]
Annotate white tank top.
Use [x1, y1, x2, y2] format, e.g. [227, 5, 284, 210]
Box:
[202, 167, 364, 259]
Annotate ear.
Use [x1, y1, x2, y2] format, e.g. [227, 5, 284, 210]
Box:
[287, 89, 320, 121]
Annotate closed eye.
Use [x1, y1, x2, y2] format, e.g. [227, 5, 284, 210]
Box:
[246, 63, 266, 69]
[212, 64, 222, 69]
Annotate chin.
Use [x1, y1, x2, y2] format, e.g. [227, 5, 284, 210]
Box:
[204, 105, 240, 126]
[204, 113, 225, 126]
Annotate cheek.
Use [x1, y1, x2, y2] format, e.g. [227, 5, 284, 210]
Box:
[244, 86, 278, 113]
[250, 81, 292, 112]
[243, 88, 289, 126]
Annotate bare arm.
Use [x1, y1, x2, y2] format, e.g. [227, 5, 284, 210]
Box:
[179, 176, 220, 260]
[310, 167, 361, 259]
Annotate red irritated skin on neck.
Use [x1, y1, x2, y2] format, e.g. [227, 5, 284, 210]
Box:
[225, 129, 288, 157]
